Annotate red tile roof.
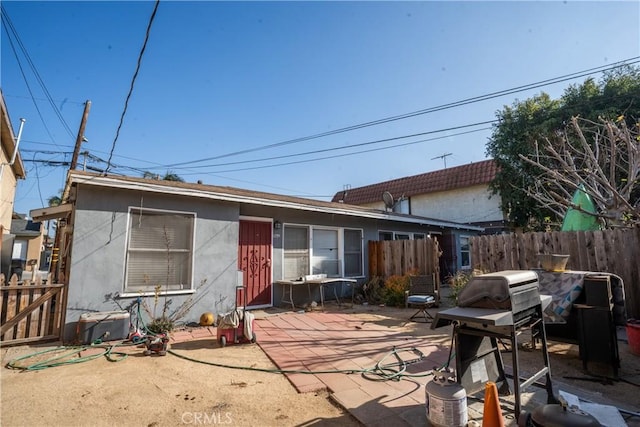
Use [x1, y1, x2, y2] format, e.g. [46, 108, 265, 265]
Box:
[331, 159, 497, 204]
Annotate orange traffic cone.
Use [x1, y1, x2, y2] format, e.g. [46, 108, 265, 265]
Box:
[482, 381, 505, 427]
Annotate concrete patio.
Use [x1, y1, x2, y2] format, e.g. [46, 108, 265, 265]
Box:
[250, 304, 640, 427]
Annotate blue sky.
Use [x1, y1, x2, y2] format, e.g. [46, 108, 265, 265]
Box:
[2, 1, 639, 218]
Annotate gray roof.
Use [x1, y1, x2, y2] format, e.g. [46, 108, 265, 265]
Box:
[65, 171, 484, 232]
[10, 218, 42, 237]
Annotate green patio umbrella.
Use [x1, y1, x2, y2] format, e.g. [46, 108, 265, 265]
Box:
[561, 184, 601, 231]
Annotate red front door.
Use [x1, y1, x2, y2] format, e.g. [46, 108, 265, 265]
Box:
[238, 220, 272, 307]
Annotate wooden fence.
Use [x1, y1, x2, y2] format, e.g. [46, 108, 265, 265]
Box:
[368, 238, 441, 283]
[0, 273, 67, 346]
[470, 228, 640, 318]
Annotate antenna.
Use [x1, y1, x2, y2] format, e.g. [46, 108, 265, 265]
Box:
[382, 191, 395, 211]
[431, 153, 452, 168]
[339, 184, 351, 203]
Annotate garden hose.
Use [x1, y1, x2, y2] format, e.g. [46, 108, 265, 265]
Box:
[5, 341, 135, 371]
[168, 345, 455, 382]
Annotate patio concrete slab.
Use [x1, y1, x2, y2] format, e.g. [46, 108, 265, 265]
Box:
[253, 307, 640, 427]
[253, 310, 457, 426]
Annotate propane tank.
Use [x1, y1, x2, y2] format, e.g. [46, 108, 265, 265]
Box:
[425, 368, 467, 427]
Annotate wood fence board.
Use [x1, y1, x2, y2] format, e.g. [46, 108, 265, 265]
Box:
[593, 232, 607, 272]
[3, 334, 59, 347]
[369, 241, 375, 276]
[41, 298, 51, 336]
[503, 234, 514, 270]
[490, 235, 500, 271]
[574, 232, 586, 270]
[525, 233, 539, 268]
[4, 281, 18, 340]
[367, 239, 441, 280]
[16, 286, 31, 339]
[584, 232, 597, 271]
[28, 284, 42, 338]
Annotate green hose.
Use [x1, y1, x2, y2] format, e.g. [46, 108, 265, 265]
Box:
[5, 342, 134, 371]
[168, 345, 452, 382]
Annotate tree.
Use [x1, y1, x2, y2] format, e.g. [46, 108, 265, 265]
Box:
[162, 171, 184, 182]
[486, 66, 640, 230]
[47, 194, 62, 207]
[519, 117, 640, 228]
[141, 171, 184, 182]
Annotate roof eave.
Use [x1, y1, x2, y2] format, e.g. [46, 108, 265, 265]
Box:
[68, 174, 484, 232]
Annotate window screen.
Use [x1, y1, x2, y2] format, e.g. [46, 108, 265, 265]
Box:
[283, 225, 309, 279]
[343, 229, 363, 277]
[125, 208, 194, 292]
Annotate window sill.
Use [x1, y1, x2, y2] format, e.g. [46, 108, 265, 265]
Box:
[120, 289, 196, 298]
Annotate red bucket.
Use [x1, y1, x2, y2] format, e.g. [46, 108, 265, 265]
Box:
[627, 320, 640, 356]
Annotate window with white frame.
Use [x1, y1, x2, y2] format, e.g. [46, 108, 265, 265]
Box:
[343, 229, 363, 277]
[283, 225, 309, 279]
[379, 231, 394, 241]
[282, 225, 363, 279]
[312, 228, 339, 276]
[379, 231, 425, 241]
[393, 197, 410, 214]
[125, 208, 195, 293]
[460, 235, 471, 269]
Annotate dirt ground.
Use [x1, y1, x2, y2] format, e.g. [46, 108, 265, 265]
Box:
[0, 335, 360, 427]
[1, 302, 639, 427]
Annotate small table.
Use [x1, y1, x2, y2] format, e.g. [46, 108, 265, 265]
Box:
[275, 276, 357, 309]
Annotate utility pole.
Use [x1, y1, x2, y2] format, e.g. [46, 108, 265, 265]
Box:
[62, 101, 90, 205]
[69, 100, 91, 171]
[431, 153, 452, 169]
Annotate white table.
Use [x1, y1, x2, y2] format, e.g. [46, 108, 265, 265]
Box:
[275, 276, 357, 309]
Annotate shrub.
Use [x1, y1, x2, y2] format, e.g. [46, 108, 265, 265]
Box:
[448, 268, 486, 305]
[382, 274, 410, 307]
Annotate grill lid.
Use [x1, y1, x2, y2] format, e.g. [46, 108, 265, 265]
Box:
[457, 270, 539, 311]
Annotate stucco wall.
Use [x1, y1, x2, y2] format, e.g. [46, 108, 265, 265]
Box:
[0, 164, 17, 233]
[65, 185, 241, 341]
[357, 185, 503, 225]
[411, 185, 502, 223]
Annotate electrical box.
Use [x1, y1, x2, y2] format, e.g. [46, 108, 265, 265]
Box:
[77, 311, 130, 344]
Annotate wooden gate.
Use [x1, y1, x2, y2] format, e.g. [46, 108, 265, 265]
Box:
[1, 273, 67, 346]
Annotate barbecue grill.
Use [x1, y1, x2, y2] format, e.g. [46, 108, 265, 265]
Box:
[432, 270, 557, 418]
[457, 270, 541, 320]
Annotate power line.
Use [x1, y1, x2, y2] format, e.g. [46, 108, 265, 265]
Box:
[1, 14, 57, 143]
[163, 57, 640, 168]
[1, 5, 76, 142]
[178, 127, 491, 175]
[104, 0, 161, 174]
[165, 120, 496, 170]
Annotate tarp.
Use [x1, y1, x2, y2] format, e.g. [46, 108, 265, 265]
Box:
[561, 184, 600, 231]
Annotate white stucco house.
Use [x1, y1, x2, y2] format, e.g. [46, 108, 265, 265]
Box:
[331, 159, 507, 276]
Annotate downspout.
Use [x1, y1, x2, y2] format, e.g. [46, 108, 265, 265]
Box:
[0, 118, 26, 190]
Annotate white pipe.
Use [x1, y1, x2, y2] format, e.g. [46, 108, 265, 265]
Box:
[0, 118, 26, 199]
[9, 118, 26, 165]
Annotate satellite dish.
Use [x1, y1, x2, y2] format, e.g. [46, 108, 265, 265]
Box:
[382, 191, 395, 211]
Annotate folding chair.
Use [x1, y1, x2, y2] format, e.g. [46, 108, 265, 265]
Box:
[405, 274, 439, 323]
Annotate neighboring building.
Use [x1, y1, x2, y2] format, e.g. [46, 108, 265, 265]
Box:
[331, 160, 507, 276]
[0, 89, 26, 278]
[31, 170, 483, 341]
[9, 214, 46, 280]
